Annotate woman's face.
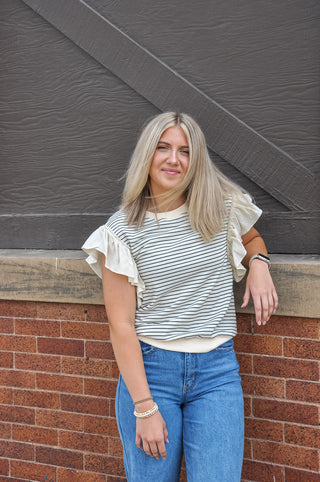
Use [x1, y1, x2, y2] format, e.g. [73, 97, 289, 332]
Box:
[149, 126, 189, 199]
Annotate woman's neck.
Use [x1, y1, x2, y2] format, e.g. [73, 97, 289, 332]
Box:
[149, 196, 186, 213]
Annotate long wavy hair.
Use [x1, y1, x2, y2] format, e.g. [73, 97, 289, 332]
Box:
[121, 112, 246, 241]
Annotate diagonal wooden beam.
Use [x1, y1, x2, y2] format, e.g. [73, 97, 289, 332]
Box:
[22, 0, 319, 211]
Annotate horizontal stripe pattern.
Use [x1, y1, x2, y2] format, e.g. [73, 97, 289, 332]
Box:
[106, 201, 238, 341]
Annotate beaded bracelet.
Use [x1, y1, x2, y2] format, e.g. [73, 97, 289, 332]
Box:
[134, 402, 159, 419]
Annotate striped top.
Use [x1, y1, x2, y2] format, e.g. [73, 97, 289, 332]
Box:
[82, 193, 262, 350]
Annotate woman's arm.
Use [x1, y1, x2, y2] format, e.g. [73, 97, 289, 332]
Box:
[101, 256, 168, 459]
[241, 227, 278, 325]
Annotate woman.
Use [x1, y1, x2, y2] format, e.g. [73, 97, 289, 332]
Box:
[82, 112, 278, 481]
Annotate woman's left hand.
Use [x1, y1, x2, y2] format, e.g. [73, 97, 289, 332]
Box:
[241, 259, 278, 325]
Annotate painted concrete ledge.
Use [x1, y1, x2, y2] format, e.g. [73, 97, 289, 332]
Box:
[0, 250, 319, 318]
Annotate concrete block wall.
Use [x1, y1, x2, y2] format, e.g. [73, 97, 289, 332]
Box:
[0, 300, 319, 481]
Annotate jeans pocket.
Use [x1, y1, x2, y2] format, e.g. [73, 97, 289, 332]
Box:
[214, 338, 234, 352]
[139, 340, 158, 356]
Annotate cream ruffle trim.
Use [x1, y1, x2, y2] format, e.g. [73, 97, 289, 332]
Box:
[227, 193, 262, 282]
[82, 226, 145, 307]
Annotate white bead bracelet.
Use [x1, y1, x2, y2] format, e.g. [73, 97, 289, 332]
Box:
[134, 402, 159, 418]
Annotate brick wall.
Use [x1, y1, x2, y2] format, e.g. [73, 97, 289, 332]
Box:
[235, 314, 320, 481]
[0, 300, 319, 481]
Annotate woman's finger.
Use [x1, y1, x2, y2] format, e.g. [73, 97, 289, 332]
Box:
[273, 289, 279, 312]
[252, 294, 262, 325]
[261, 294, 270, 324]
[142, 440, 152, 457]
[148, 442, 160, 459]
[135, 434, 143, 450]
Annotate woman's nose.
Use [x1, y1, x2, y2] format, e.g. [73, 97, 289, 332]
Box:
[167, 149, 179, 164]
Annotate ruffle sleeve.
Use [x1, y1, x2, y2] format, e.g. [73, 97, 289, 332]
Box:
[227, 193, 262, 282]
[81, 225, 145, 307]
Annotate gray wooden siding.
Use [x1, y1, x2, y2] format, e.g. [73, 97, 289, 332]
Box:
[0, 0, 319, 252]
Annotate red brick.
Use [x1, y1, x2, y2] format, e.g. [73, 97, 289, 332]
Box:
[243, 396, 252, 417]
[109, 399, 115, 418]
[84, 379, 117, 398]
[0, 459, 9, 476]
[83, 305, 108, 323]
[0, 319, 14, 334]
[36, 446, 83, 469]
[84, 416, 119, 437]
[14, 389, 59, 409]
[236, 314, 253, 334]
[62, 357, 112, 377]
[0, 300, 37, 318]
[57, 468, 106, 482]
[15, 318, 60, 337]
[237, 354, 253, 374]
[286, 380, 320, 404]
[38, 338, 84, 357]
[253, 316, 319, 339]
[285, 424, 320, 449]
[36, 409, 83, 431]
[0, 440, 34, 461]
[59, 431, 108, 454]
[86, 341, 114, 360]
[36, 373, 83, 394]
[179, 462, 187, 482]
[234, 334, 282, 356]
[11, 460, 56, 482]
[253, 399, 319, 425]
[285, 467, 320, 481]
[0, 387, 12, 405]
[253, 440, 319, 471]
[61, 394, 109, 416]
[12, 424, 58, 445]
[244, 437, 251, 459]
[62, 322, 109, 340]
[111, 362, 119, 379]
[284, 338, 320, 361]
[253, 355, 318, 381]
[0, 422, 11, 439]
[245, 418, 283, 442]
[0, 405, 35, 424]
[241, 459, 284, 482]
[85, 454, 125, 477]
[108, 437, 123, 457]
[0, 369, 35, 388]
[0, 352, 13, 369]
[15, 353, 60, 373]
[0, 335, 36, 352]
[37, 302, 86, 321]
[241, 375, 285, 398]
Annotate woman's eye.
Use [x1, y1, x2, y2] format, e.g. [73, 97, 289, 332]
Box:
[180, 150, 189, 155]
[157, 145, 168, 150]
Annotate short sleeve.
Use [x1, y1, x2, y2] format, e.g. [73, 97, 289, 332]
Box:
[81, 225, 145, 307]
[227, 193, 262, 282]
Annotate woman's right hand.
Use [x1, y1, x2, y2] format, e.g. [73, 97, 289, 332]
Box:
[135, 408, 169, 459]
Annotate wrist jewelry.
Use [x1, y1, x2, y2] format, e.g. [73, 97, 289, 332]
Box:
[133, 396, 153, 406]
[134, 402, 159, 418]
[249, 253, 271, 269]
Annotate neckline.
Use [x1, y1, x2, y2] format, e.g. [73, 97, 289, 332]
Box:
[145, 203, 188, 220]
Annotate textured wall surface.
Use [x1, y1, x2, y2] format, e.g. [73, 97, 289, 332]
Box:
[0, 300, 319, 481]
[0, 0, 319, 252]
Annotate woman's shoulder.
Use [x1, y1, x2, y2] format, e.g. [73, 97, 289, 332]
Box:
[106, 207, 127, 227]
[103, 208, 131, 241]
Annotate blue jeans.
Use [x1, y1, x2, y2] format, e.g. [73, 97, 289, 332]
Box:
[116, 339, 244, 482]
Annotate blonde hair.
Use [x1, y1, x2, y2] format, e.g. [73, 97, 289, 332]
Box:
[122, 112, 246, 241]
